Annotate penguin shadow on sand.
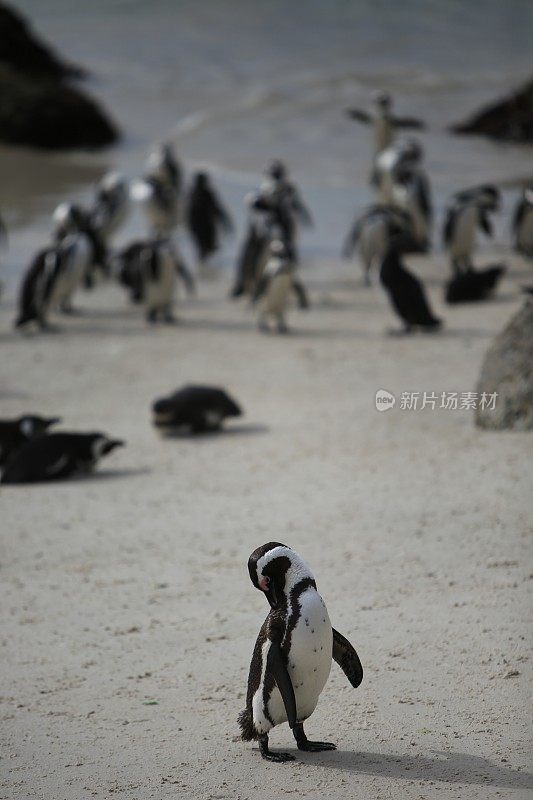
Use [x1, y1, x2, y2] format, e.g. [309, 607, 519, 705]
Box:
[297, 749, 533, 792]
[157, 423, 269, 440]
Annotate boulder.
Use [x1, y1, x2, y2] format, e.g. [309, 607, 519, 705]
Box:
[451, 79, 533, 144]
[476, 300, 533, 430]
[0, 3, 118, 149]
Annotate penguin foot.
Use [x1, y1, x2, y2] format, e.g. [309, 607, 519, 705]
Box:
[297, 740, 336, 752]
[294, 724, 336, 752]
[258, 735, 295, 763]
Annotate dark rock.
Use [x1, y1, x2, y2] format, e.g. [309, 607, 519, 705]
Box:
[0, 65, 118, 149]
[0, 3, 118, 150]
[451, 79, 533, 144]
[476, 301, 533, 430]
[0, 2, 82, 78]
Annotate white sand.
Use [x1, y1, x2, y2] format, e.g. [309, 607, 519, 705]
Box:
[1, 253, 531, 799]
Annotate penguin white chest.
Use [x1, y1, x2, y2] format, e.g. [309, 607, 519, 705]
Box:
[262, 587, 333, 729]
[452, 205, 478, 256]
[263, 273, 292, 315]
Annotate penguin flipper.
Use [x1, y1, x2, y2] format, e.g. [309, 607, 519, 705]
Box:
[266, 642, 297, 729]
[332, 627, 363, 688]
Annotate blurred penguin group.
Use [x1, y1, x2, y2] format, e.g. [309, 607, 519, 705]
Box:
[2, 91, 532, 339]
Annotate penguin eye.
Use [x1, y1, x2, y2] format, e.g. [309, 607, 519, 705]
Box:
[259, 575, 270, 591]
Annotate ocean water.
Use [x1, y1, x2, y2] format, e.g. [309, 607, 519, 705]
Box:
[1, 0, 532, 288]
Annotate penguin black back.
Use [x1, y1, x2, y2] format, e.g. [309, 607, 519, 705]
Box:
[152, 385, 242, 433]
[1, 432, 124, 484]
[0, 415, 60, 465]
[380, 248, 441, 330]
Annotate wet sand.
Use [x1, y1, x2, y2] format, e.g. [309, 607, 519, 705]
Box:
[1, 253, 531, 799]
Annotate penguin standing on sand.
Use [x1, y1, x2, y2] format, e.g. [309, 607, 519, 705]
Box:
[239, 542, 363, 762]
[90, 172, 130, 243]
[379, 242, 442, 332]
[443, 185, 500, 274]
[232, 192, 277, 298]
[253, 240, 309, 333]
[0, 415, 60, 466]
[15, 209, 106, 330]
[512, 188, 533, 258]
[132, 143, 182, 236]
[262, 160, 313, 262]
[115, 237, 194, 323]
[346, 91, 425, 157]
[186, 172, 233, 266]
[390, 158, 432, 252]
[342, 205, 413, 285]
[1, 432, 124, 484]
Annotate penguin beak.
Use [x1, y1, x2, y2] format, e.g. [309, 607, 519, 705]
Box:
[103, 439, 125, 454]
[46, 417, 61, 428]
[259, 577, 270, 592]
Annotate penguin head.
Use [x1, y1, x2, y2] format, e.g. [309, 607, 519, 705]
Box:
[195, 172, 209, 189]
[18, 415, 61, 439]
[248, 543, 316, 607]
[373, 90, 391, 110]
[90, 434, 125, 461]
[266, 159, 287, 181]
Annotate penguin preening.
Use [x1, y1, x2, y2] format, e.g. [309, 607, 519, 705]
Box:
[0, 415, 60, 466]
[115, 238, 194, 322]
[443, 185, 500, 274]
[253, 240, 309, 333]
[152, 385, 242, 434]
[342, 205, 413, 285]
[239, 542, 363, 762]
[186, 172, 233, 264]
[1, 432, 124, 484]
[445, 265, 506, 303]
[512, 188, 533, 258]
[379, 245, 442, 332]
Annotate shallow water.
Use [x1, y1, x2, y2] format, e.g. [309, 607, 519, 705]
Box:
[1, 0, 532, 289]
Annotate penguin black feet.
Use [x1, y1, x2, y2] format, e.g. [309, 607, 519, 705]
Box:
[293, 723, 336, 753]
[258, 734, 295, 763]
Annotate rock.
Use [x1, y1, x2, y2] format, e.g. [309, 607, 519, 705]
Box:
[0, 3, 118, 149]
[0, 65, 118, 149]
[451, 79, 533, 143]
[0, 2, 82, 78]
[476, 300, 533, 430]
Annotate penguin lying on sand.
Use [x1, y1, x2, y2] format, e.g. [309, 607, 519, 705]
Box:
[253, 240, 309, 333]
[512, 188, 533, 258]
[379, 244, 442, 332]
[152, 385, 241, 434]
[239, 542, 363, 762]
[1, 432, 124, 484]
[445, 265, 506, 303]
[0, 415, 60, 466]
[342, 205, 413, 285]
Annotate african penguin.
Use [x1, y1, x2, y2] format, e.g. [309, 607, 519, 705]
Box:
[232, 192, 277, 299]
[186, 172, 233, 266]
[239, 542, 363, 762]
[512, 188, 533, 258]
[1, 432, 124, 484]
[253, 240, 309, 333]
[152, 385, 242, 434]
[0, 415, 60, 466]
[133, 144, 182, 236]
[373, 138, 423, 205]
[115, 238, 194, 322]
[379, 244, 442, 332]
[346, 91, 425, 160]
[90, 172, 130, 242]
[390, 160, 432, 252]
[443, 185, 500, 274]
[342, 204, 414, 285]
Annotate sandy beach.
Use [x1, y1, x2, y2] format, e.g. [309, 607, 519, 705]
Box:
[1, 248, 531, 798]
